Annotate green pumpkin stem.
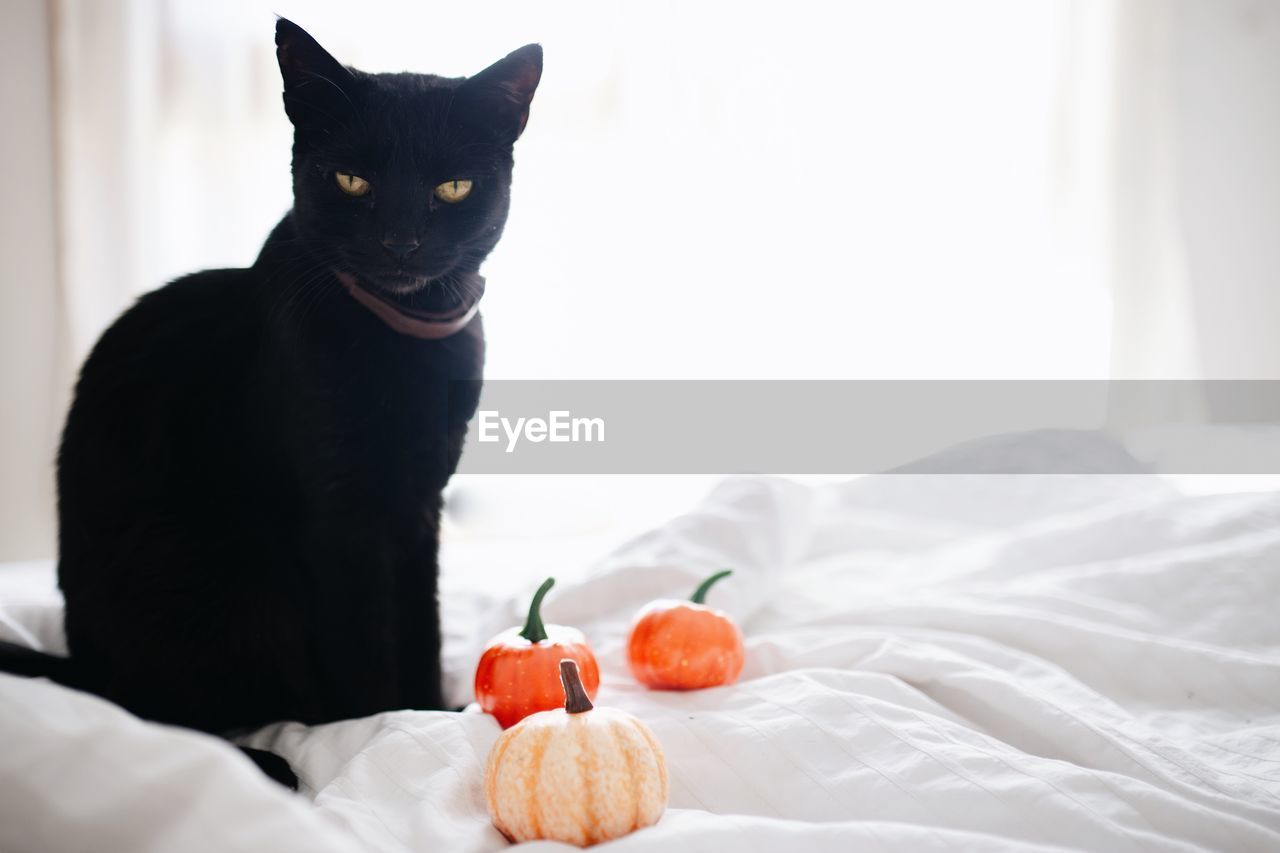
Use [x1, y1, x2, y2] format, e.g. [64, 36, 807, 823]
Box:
[519, 577, 555, 643]
[691, 569, 733, 604]
[560, 659, 594, 714]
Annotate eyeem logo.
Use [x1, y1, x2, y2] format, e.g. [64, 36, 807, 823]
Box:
[477, 410, 605, 453]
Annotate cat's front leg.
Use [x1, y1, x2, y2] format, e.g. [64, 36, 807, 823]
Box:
[298, 519, 402, 722]
[394, 527, 446, 710]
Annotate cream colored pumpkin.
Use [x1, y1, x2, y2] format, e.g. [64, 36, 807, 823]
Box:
[484, 660, 668, 846]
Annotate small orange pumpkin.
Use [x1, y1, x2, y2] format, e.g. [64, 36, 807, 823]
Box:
[475, 577, 600, 729]
[485, 659, 668, 846]
[626, 569, 744, 690]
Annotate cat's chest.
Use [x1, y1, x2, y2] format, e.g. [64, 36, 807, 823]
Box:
[273, 324, 481, 491]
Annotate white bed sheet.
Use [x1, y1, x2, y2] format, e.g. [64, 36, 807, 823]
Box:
[3, 452, 1280, 851]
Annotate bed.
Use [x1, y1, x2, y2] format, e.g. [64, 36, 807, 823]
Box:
[2, 433, 1279, 852]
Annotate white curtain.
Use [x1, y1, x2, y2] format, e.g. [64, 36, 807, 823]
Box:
[0, 2, 63, 560]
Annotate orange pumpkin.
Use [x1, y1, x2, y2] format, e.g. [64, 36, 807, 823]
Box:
[485, 659, 668, 846]
[626, 569, 745, 690]
[475, 577, 600, 729]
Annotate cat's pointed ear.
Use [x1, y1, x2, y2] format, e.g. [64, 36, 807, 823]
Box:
[459, 44, 543, 142]
[275, 18, 357, 129]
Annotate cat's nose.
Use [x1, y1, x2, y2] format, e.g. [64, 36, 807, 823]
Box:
[380, 237, 421, 261]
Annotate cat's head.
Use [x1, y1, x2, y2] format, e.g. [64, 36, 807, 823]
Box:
[274, 18, 540, 308]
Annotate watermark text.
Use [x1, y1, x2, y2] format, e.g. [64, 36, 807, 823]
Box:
[477, 410, 605, 453]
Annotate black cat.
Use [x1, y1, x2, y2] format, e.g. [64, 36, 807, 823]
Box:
[0, 19, 541, 788]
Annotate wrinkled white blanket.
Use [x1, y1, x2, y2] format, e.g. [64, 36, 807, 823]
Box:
[3, 461, 1280, 851]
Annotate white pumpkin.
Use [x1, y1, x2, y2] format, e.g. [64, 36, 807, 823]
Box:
[484, 660, 668, 846]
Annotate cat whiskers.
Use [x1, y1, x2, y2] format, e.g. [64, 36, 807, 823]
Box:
[434, 272, 478, 310]
[262, 252, 345, 338]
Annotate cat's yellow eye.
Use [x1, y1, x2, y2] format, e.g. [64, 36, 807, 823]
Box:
[335, 171, 371, 197]
[434, 179, 473, 203]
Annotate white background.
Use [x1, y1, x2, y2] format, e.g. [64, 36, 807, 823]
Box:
[3, 1, 1280, 558]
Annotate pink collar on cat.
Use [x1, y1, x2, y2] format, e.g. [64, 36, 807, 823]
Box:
[337, 272, 483, 340]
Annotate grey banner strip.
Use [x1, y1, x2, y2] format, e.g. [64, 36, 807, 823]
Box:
[450, 381, 1280, 474]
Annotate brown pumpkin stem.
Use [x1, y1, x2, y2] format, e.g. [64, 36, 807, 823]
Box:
[559, 659, 594, 714]
[519, 577, 555, 643]
[691, 569, 733, 604]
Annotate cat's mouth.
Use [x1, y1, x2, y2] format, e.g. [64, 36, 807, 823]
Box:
[369, 271, 433, 295]
[336, 271, 484, 340]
